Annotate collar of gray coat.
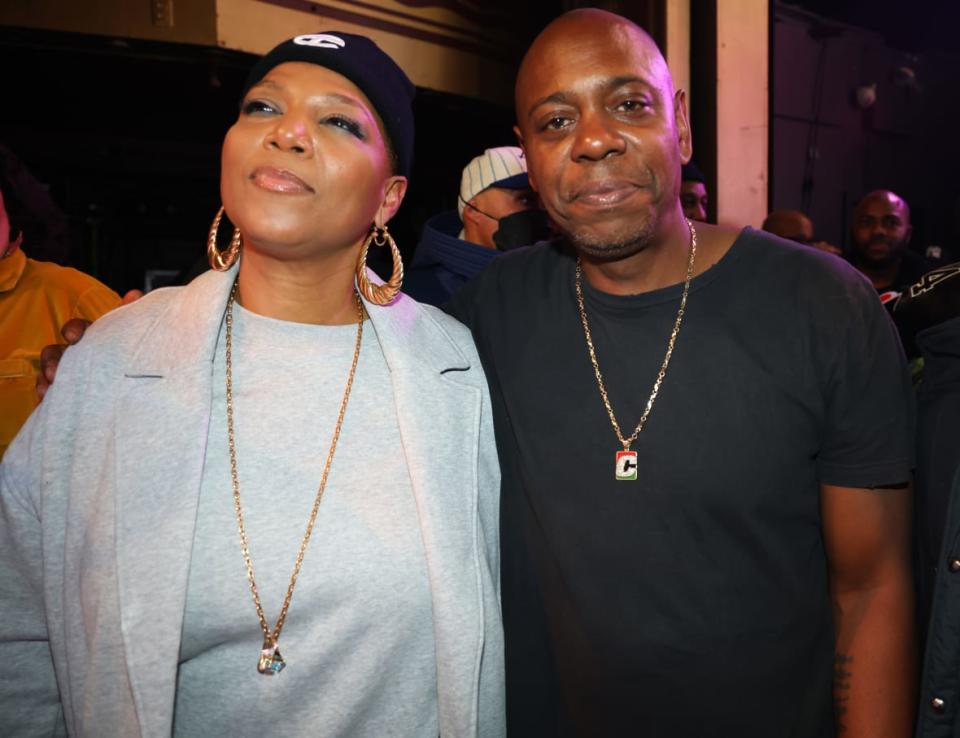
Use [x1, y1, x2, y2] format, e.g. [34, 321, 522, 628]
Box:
[123, 261, 471, 378]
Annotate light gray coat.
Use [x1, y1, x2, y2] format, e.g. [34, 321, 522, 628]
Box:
[0, 266, 504, 737]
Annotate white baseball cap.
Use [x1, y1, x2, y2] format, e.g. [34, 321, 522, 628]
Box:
[458, 146, 529, 218]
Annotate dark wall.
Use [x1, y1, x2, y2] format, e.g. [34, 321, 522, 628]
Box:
[0, 12, 563, 294]
[0, 28, 242, 292]
[770, 3, 960, 254]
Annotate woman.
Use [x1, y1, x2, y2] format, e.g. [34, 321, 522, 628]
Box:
[0, 33, 503, 737]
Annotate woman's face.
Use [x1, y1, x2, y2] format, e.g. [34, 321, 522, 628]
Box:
[221, 62, 405, 260]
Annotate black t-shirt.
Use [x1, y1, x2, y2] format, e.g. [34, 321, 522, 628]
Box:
[447, 228, 913, 738]
[897, 249, 935, 290]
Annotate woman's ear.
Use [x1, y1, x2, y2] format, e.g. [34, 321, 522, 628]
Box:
[377, 175, 408, 227]
[461, 199, 482, 227]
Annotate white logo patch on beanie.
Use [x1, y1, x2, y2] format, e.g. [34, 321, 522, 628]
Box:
[293, 34, 346, 49]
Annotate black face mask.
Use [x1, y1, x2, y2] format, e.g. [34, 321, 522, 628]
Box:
[492, 208, 552, 251]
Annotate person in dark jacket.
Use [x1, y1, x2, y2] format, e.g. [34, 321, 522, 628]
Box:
[899, 263, 960, 735]
[915, 317, 960, 735]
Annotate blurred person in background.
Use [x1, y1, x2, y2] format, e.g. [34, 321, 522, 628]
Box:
[0, 145, 122, 459]
[847, 189, 931, 302]
[405, 146, 550, 306]
[762, 207, 841, 256]
[679, 160, 709, 222]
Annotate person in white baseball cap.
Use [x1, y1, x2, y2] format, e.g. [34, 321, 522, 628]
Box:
[406, 146, 550, 306]
[458, 146, 537, 249]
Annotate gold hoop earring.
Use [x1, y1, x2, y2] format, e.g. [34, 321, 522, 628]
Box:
[356, 224, 403, 305]
[208, 206, 242, 271]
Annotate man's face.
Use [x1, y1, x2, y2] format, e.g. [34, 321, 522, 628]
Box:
[514, 17, 690, 260]
[851, 193, 912, 266]
[679, 180, 708, 222]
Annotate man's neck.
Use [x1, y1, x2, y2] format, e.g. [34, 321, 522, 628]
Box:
[577, 209, 699, 296]
[853, 256, 902, 291]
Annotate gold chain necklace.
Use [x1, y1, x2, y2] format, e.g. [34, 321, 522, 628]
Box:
[574, 219, 697, 481]
[224, 280, 364, 675]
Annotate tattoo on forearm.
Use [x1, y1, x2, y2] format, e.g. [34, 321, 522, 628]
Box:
[834, 653, 853, 735]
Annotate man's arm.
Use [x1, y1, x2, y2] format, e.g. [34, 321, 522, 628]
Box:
[821, 482, 915, 737]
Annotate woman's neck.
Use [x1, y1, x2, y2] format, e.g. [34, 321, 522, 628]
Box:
[235, 247, 360, 325]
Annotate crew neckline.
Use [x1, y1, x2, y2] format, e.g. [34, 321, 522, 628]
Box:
[574, 226, 749, 312]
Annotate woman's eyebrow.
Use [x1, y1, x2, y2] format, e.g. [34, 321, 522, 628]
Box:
[249, 78, 283, 93]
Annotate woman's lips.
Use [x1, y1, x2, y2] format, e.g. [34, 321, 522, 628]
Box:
[250, 166, 314, 194]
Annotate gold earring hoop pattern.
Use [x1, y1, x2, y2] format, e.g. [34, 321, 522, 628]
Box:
[208, 206, 242, 271]
[356, 224, 403, 305]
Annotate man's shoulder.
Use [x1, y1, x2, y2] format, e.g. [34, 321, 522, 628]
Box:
[735, 227, 874, 296]
[473, 239, 567, 291]
[444, 240, 568, 326]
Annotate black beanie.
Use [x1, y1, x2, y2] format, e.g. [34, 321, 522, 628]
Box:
[242, 32, 415, 177]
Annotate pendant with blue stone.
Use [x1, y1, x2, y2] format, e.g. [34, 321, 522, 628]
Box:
[258, 637, 286, 675]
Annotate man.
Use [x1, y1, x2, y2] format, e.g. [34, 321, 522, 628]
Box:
[847, 189, 931, 299]
[35, 10, 918, 737]
[679, 160, 708, 222]
[762, 207, 841, 255]
[449, 10, 914, 736]
[404, 146, 548, 305]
